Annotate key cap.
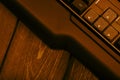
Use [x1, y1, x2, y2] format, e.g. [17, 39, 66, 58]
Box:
[103, 26, 118, 41]
[83, 0, 95, 5]
[103, 9, 117, 23]
[84, 9, 99, 23]
[94, 17, 109, 32]
[72, 0, 88, 13]
[112, 22, 120, 33]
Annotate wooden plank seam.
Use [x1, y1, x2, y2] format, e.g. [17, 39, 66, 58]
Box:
[0, 19, 19, 72]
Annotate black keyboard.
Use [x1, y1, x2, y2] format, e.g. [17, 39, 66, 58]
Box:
[1, 0, 120, 79]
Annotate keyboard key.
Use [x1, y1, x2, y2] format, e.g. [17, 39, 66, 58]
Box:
[103, 26, 118, 41]
[92, 5, 103, 15]
[112, 22, 120, 33]
[94, 17, 109, 32]
[109, 0, 120, 12]
[84, 9, 99, 23]
[103, 9, 117, 23]
[72, 0, 87, 13]
[114, 38, 120, 50]
[95, 0, 110, 11]
[83, 0, 95, 5]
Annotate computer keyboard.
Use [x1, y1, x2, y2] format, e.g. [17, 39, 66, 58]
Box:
[1, 0, 120, 79]
[59, 0, 120, 54]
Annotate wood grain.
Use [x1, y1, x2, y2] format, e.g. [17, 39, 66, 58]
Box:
[0, 3, 17, 67]
[0, 22, 70, 80]
[0, 3, 98, 80]
[64, 58, 98, 80]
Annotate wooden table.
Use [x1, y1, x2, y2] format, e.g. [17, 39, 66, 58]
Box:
[0, 3, 98, 80]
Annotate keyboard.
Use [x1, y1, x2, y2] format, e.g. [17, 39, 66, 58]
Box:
[1, 0, 120, 79]
[59, 0, 120, 54]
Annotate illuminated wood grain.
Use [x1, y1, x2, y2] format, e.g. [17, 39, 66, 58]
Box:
[0, 3, 98, 80]
[0, 22, 70, 80]
[0, 3, 17, 67]
[65, 58, 98, 80]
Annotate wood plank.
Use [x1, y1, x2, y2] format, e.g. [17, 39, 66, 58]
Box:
[0, 22, 70, 80]
[0, 4, 99, 79]
[64, 58, 98, 80]
[0, 3, 17, 67]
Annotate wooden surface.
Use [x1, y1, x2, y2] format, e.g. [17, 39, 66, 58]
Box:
[0, 3, 98, 80]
